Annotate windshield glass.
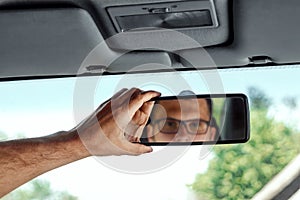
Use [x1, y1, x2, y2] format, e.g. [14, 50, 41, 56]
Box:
[1, 65, 299, 200]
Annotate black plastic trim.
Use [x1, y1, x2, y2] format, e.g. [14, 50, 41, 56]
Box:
[1, 62, 300, 83]
[273, 174, 300, 200]
[141, 93, 250, 146]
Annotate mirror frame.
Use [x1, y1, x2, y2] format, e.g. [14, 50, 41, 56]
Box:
[141, 93, 250, 146]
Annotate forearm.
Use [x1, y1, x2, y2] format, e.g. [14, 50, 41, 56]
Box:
[0, 88, 158, 197]
[0, 131, 89, 197]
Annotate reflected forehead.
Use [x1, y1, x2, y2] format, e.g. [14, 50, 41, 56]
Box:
[152, 99, 210, 121]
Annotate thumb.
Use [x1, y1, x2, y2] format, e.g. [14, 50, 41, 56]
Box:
[122, 142, 153, 156]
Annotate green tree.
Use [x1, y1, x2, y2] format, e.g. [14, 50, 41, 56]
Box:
[189, 87, 300, 200]
[248, 86, 271, 110]
[282, 96, 297, 109]
[2, 179, 78, 200]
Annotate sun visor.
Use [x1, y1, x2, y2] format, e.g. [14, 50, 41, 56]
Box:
[105, 0, 230, 51]
[0, 8, 103, 78]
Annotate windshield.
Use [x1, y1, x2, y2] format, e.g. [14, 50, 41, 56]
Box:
[1, 65, 299, 200]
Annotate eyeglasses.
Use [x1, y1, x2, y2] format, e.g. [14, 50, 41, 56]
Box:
[153, 117, 210, 135]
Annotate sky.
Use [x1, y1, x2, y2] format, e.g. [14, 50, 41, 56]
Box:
[0, 65, 300, 199]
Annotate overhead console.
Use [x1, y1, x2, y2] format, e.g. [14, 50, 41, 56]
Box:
[104, 0, 231, 50]
[107, 1, 218, 32]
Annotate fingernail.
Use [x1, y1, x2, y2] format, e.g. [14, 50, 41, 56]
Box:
[146, 146, 153, 153]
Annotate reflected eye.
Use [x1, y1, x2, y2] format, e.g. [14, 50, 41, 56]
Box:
[157, 119, 179, 134]
[156, 118, 209, 134]
[164, 121, 178, 128]
[189, 121, 198, 129]
[187, 120, 209, 134]
[188, 121, 199, 133]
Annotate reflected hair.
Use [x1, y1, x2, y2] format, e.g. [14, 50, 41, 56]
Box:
[178, 90, 212, 118]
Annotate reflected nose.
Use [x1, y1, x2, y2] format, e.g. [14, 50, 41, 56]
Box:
[173, 124, 193, 142]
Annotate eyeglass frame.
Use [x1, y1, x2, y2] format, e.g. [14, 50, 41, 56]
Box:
[152, 117, 211, 135]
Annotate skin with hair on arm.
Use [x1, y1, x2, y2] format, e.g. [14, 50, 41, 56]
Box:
[0, 88, 161, 197]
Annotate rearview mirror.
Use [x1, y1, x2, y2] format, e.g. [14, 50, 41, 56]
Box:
[140, 94, 249, 145]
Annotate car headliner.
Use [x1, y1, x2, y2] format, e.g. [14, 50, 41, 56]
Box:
[0, 0, 300, 80]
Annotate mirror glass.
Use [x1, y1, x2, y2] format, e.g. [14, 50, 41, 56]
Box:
[141, 94, 249, 145]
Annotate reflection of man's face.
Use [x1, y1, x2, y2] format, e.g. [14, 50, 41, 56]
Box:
[146, 99, 216, 142]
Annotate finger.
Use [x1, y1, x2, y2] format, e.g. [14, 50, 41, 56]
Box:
[139, 101, 155, 120]
[124, 133, 140, 143]
[95, 88, 129, 120]
[108, 88, 141, 116]
[114, 88, 142, 106]
[120, 93, 157, 134]
[121, 141, 153, 155]
[127, 101, 155, 141]
[96, 88, 128, 112]
[133, 126, 146, 143]
[130, 101, 154, 125]
[121, 101, 154, 144]
[111, 88, 128, 99]
[128, 90, 161, 118]
[124, 122, 146, 143]
[112, 88, 160, 130]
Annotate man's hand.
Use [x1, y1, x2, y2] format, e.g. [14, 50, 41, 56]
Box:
[73, 88, 161, 156]
[0, 88, 160, 197]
